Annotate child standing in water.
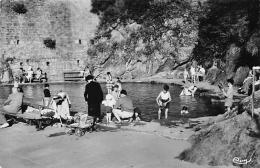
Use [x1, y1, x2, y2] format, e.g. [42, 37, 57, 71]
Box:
[43, 84, 51, 107]
[156, 84, 172, 119]
[106, 72, 113, 94]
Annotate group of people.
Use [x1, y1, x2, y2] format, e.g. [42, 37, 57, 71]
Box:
[184, 65, 205, 83]
[15, 67, 47, 83]
[85, 74, 136, 126]
[0, 68, 238, 129]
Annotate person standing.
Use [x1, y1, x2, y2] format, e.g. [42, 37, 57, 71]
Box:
[106, 72, 113, 94]
[183, 68, 189, 83]
[43, 84, 51, 107]
[156, 84, 172, 119]
[84, 75, 103, 129]
[114, 77, 122, 92]
[190, 65, 196, 83]
[26, 67, 34, 83]
[57, 90, 72, 119]
[222, 79, 234, 114]
[198, 65, 206, 82]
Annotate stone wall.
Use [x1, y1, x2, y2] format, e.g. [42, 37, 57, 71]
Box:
[0, 0, 99, 81]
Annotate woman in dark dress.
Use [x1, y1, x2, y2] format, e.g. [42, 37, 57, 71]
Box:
[84, 75, 103, 129]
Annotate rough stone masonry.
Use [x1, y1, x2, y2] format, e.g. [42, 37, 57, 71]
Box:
[0, 0, 99, 81]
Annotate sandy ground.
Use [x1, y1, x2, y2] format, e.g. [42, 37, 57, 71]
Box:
[0, 121, 236, 168]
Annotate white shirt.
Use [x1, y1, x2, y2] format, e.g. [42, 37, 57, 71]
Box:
[27, 70, 33, 78]
[102, 94, 116, 107]
[184, 70, 189, 77]
[190, 66, 195, 75]
[159, 91, 171, 100]
[199, 67, 205, 75]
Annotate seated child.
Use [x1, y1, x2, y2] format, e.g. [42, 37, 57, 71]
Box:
[180, 106, 190, 125]
[102, 94, 116, 124]
[180, 106, 189, 115]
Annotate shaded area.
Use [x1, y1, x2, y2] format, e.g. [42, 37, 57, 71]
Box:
[193, 0, 260, 85]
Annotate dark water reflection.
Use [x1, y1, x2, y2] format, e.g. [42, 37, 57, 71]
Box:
[0, 83, 225, 120]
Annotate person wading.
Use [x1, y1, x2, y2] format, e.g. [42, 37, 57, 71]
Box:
[84, 75, 103, 131]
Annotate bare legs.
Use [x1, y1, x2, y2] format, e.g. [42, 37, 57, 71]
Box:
[158, 108, 168, 120]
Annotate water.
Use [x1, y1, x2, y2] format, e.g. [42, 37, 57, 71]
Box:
[0, 83, 225, 120]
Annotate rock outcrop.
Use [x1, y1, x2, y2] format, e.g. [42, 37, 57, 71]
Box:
[178, 91, 260, 167]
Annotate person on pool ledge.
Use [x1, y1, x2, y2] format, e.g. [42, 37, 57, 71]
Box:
[0, 83, 24, 128]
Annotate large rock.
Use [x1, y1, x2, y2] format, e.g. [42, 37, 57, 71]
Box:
[205, 66, 223, 84]
[178, 92, 260, 167]
[225, 44, 241, 80]
[234, 66, 250, 86]
[179, 111, 260, 167]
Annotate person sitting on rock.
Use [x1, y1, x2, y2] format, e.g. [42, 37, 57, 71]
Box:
[238, 70, 253, 95]
[180, 85, 197, 97]
[114, 77, 122, 92]
[26, 67, 34, 83]
[113, 90, 134, 123]
[35, 68, 42, 80]
[0, 83, 24, 128]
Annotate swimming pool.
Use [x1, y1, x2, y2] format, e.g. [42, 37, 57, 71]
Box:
[0, 82, 225, 120]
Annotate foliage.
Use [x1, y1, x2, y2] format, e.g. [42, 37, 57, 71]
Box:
[193, 0, 259, 64]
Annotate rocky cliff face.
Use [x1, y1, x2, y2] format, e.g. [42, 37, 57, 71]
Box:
[87, 0, 202, 79]
[88, 0, 260, 82]
[0, 0, 259, 82]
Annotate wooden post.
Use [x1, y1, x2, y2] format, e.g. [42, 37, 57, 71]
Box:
[252, 66, 260, 117]
[252, 69, 255, 118]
